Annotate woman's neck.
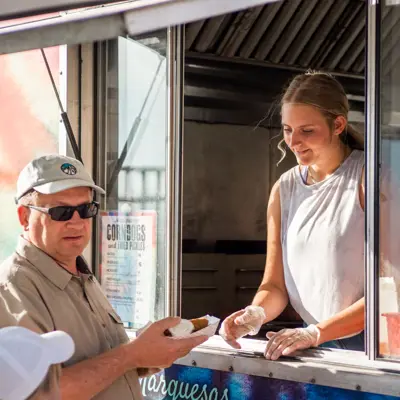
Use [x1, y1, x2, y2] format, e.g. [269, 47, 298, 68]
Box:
[308, 143, 351, 182]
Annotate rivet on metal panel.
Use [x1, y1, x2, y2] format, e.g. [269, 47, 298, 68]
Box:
[310, 378, 316, 384]
[191, 360, 197, 367]
[229, 366, 234, 372]
[268, 372, 273, 378]
[356, 385, 362, 391]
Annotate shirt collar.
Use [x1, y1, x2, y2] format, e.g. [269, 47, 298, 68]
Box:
[16, 236, 93, 290]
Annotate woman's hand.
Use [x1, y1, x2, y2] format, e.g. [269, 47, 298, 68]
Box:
[264, 325, 320, 360]
[219, 306, 266, 349]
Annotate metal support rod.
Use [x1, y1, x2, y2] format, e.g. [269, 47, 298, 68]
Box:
[107, 54, 164, 194]
[40, 48, 82, 163]
[365, 0, 381, 361]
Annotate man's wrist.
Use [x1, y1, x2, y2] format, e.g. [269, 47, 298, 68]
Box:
[120, 341, 141, 371]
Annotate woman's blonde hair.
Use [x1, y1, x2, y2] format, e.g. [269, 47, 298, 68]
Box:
[277, 70, 364, 163]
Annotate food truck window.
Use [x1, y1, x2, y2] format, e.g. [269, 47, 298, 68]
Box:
[95, 31, 169, 330]
[0, 45, 64, 264]
[378, 0, 400, 360]
[181, 0, 367, 342]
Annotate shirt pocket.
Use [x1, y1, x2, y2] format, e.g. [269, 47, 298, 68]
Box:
[107, 309, 129, 345]
[107, 308, 123, 324]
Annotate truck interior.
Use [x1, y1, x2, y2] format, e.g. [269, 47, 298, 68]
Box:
[180, 0, 367, 338]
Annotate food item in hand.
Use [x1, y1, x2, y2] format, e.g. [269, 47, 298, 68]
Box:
[165, 317, 209, 337]
[166, 319, 194, 337]
[190, 317, 209, 332]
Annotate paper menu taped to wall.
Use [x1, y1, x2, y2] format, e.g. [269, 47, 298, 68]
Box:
[100, 211, 157, 329]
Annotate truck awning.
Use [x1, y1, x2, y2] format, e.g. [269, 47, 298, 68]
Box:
[0, 0, 281, 55]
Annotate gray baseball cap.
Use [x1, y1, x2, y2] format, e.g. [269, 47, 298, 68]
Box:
[16, 154, 105, 201]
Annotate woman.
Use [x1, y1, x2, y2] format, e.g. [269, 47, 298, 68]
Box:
[219, 71, 366, 360]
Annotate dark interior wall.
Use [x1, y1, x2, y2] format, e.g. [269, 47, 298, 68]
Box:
[182, 122, 294, 244]
[181, 121, 297, 322]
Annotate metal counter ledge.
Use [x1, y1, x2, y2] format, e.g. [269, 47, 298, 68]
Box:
[172, 335, 400, 397]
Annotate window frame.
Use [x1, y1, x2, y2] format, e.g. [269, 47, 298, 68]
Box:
[365, 0, 381, 361]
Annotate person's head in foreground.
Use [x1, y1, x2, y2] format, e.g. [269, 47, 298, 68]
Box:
[0, 326, 74, 400]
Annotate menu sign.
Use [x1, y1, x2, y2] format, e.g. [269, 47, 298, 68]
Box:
[100, 211, 157, 328]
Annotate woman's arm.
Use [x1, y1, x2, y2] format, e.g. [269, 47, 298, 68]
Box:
[252, 180, 289, 322]
[317, 298, 364, 344]
[265, 297, 365, 360]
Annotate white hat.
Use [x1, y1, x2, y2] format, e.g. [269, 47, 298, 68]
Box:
[16, 154, 105, 201]
[0, 327, 75, 400]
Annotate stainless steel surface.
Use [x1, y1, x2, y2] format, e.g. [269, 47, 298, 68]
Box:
[175, 336, 400, 397]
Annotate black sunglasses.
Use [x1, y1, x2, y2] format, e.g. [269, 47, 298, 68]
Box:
[27, 202, 99, 221]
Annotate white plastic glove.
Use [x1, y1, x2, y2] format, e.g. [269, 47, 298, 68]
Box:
[219, 306, 266, 349]
[264, 324, 320, 361]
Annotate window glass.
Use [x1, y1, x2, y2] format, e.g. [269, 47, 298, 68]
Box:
[98, 32, 168, 329]
[379, 1, 400, 359]
[0, 46, 61, 263]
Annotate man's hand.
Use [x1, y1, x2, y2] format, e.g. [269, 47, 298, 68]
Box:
[128, 317, 208, 369]
[219, 306, 266, 349]
[264, 325, 320, 361]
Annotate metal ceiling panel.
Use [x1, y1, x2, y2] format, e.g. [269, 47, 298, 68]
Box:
[186, 0, 368, 76]
[185, 20, 205, 50]
[254, 0, 302, 61]
[238, 1, 283, 59]
[322, 5, 366, 70]
[217, 6, 264, 57]
[314, 1, 365, 69]
[268, 0, 318, 64]
[298, 0, 349, 68]
[283, 0, 334, 66]
[193, 15, 231, 53]
[338, 32, 365, 73]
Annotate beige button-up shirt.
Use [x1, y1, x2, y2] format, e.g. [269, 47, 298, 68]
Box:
[0, 236, 142, 400]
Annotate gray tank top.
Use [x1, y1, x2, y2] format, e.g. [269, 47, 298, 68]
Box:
[279, 150, 364, 325]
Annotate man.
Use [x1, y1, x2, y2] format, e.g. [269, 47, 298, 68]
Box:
[0, 154, 207, 399]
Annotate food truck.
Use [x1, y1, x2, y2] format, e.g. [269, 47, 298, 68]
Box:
[1, 0, 400, 398]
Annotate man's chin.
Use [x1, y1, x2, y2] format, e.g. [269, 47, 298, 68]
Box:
[61, 239, 88, 254]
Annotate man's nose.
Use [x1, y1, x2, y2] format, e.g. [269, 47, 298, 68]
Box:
[69, 210, 83, 222]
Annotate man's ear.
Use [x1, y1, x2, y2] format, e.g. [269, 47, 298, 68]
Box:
[334, 116, 347, 136]
[17, 205, 30, 231]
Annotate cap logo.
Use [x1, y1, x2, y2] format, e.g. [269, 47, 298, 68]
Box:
[60, 163, 77, 175]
